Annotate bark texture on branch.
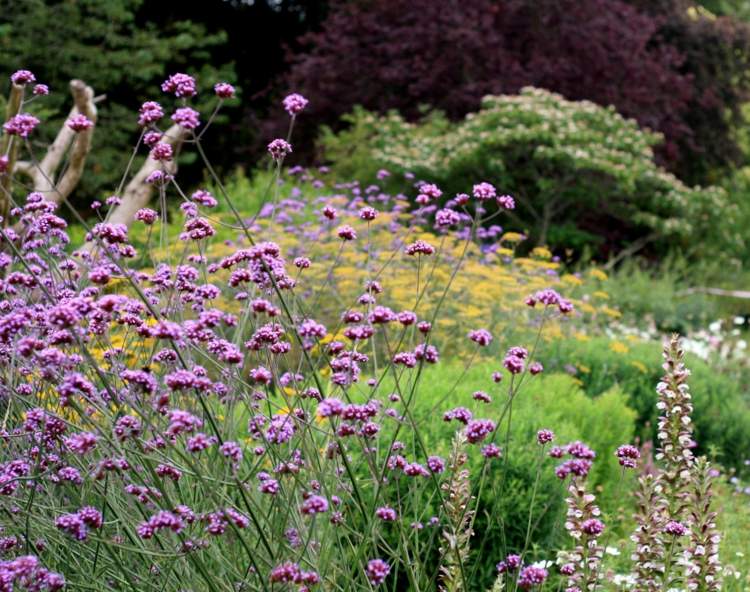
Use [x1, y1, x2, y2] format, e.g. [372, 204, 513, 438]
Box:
[15, 79, 97, 204]
[104, 124, 189, 228]
[0, 83, 25, 222]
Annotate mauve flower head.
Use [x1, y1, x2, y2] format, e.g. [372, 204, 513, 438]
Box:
[566, 441, 596, 460]
[146, 170, 172, 185]
[66, 114, 93, 132]
[268, 138, 292, 161]
[161, 73, 197, 98]
[518, 565, 548, 589]
[663, 520, 687, 536]
[301, 494, 328, 515]
[33, 84, 49, 96]
[581, 518, 605, 536]
[135, 208, 158, 225]
[497, 194, 516, 209]
[336, 224, 356, 241]
[375, 506, 397, 521]
[366, 559, 390, 586]
[0, 155, 8, 173]
[427, 456, 445, 473]
[472, 182, 496, 200]
[537, 429, 554, 445]
[11, 70, 35, 85]
[172, 107, 200, 130]
[468, 328, 492, 347]
[138, 101, 164, 126]
[419, 183, 442, 200]
[482, 443, 502, 458]
[560, 563, 576, 576]
[283, 93, 309, 115]
[436, 208, 461, 227]
[473, 390, 491, 403]
[359, 206, 377, 221]
[191, 189, 218, 208]
[150, 142, 173, 162]
[143, 130, 162, 146]
[294, 256, 311, 269]
[405, 240, 435, 256]
[4, 113, 40, 137]
[496, 554, 522, 573]
[503, 355, 524, 375]
[214, 82, 235, 98]
[555, 458, 593, 479]
[615, 444, 640, 468]
[465, 418, 496, 443]
[529, 361, 544, 375]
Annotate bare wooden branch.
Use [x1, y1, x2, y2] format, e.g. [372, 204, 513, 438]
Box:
[677, 287, 750, 300]
[54, 80, 97, 202]
[103, 124, 190, 228]
[0, 83, 25, 222]
[16, 79, 98, 203]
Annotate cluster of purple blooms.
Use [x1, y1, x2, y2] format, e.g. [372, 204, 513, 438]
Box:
[553, 441, 597, 480]
[0, 555, 64, 591]
[496, 554, 548, 590]
[0, 68, 608, 591]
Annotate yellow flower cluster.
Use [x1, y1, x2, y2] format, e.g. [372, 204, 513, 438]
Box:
[132, 198, 621, 360]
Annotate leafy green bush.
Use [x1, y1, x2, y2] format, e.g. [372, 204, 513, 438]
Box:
[381, 363, 637, 589]
[546, 337, 750, 471]
[319, 88, 733, 259]
[599, 257, 722, 334]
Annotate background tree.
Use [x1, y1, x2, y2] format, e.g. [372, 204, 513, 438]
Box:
[0, 0, 236, 206]
[280, 0, 750, 184]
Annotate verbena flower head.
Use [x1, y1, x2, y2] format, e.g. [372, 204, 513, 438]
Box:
[366, 559, 390, 586]
[4, 113, 40, 137]
[663, 520, 687, 536]
[283, 93, 309, 115]
[11, 69, 35, 85]
[66, 114, 93, 132]
[171, 107, 200, 130]
[214, 82, 235, 98]
[468, 328, 492, 346]
[33, 83, 49, 96]
[267, 138, 292, 161]
[138, 101, 164, 126]
[537, 429, 554, 445]
[161, 73, 197, 98]
[517, 565, 548, 589]
[150, 142, 173, 162]
[472, 182, 496, 200]
[615, 444, 640, 468]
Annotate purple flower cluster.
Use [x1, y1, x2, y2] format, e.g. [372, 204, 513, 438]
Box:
[3, 113, 40, 137]
[161, 73, 197, 98]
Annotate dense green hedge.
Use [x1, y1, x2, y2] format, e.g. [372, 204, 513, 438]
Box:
[546, 337, 750, 472]
[374, 365, 637, 589]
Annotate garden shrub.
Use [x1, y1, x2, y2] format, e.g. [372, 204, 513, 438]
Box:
[546, 336, 750, 471]
[319, 89, 734, 259]
[375, 366, 637, 589]
[598, 257, 724, 334]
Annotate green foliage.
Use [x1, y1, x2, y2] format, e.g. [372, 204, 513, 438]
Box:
[546, 336, 750, 472]
[0, 0, 236, 205]
[384, 362, 637, 589]
[600, 257, 723, 334]
[319, 88, 733, 259]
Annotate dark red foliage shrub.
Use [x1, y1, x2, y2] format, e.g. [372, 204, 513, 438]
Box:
[279, 0, 749, 181]
[626, 0, 750, 182]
